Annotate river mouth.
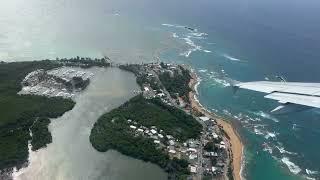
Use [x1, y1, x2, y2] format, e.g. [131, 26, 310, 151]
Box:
[13, 67, 167, 180]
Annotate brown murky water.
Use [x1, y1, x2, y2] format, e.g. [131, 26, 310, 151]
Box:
[13, 67, 167, 180]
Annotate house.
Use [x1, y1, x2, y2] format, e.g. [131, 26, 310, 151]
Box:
[169, 140, 175, 146]
[157, 93, 165, 97]
[166, 135, 173, 139]
[189, 165, 197, 173]
[211, 132, 218, 139]
[187, 148, 197, 153]
[150, 129, 157, 134]
[189, 154, 198, 160]
[130, 125, 137, 129]
[158, 134, 164, 138]
[199, 116, 210, 121]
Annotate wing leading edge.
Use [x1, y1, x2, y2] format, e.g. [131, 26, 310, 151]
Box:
[234, 81, 320, 114]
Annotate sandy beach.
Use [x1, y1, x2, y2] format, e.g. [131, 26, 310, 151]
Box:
[188, 71, 244, 180]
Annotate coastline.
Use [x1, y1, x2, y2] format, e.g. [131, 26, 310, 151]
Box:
[188, 70, 244, 180]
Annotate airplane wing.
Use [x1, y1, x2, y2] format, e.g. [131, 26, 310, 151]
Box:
[234, 81, 320, 114]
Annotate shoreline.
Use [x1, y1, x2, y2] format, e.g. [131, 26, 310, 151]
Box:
[188, 70, 244, 180]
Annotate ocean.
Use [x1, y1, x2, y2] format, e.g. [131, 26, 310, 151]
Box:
[1, 0, 320, 179]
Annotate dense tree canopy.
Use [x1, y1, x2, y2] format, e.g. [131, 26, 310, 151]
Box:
[0, 61, 75, 170]
[90, 95, 202, 179]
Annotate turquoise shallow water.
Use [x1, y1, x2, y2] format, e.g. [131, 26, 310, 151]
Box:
[1, 0, 320, 179]
[158, 23, 320, 180]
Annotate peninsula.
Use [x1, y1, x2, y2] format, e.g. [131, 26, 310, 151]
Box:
[0, 58, 243, 180]
[90, 62, 243, 180]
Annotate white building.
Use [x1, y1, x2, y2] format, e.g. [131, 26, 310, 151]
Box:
[166, 135, 173, 139]
[199, 116, 210, 121]
[150, 129, 157, 134]
[189, 166, 197, 173]
[169, 140, 175, 146]
[189, 154, 198, 160]
[158, 134, 164, 138]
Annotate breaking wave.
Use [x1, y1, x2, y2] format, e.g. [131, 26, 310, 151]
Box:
[222, 54, 244, 62]
[172, 33, 179, 38]
[306, 169, 319, 175]
[197, 68, 230, 87]
[281, 157, 301, 174]
[162, 23, 211, 57]
[253, 111, 279, 123]
[275, 146, 297, 155]
[264, 132, 277, 140]
[161, 23, 185, 28]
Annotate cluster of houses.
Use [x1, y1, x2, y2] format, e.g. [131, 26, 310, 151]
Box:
[125, 115, 227, 177]
[19, 67, 93, 99]
[199, 116, 228, 176]
[133, 62, 229, 178]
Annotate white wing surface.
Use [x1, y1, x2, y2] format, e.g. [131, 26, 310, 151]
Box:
[235, 81, 320, 114]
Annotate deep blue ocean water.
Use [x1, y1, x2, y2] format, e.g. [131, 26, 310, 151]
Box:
[1, 0, 320, 179]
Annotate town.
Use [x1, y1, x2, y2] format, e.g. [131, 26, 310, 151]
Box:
[118, 62, 232, 180]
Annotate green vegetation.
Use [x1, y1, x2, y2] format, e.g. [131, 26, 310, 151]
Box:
[90, 95, 202, 179]
[204, 142, 214, 151]
[30, 117, 52, 151]
[158, 66, 192, 100]
[119, 64, 163, 90]
[58, 56, 111, 68]
[0, 61, 75, 170]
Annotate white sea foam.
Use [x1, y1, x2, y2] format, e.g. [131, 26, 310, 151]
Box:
[198, 69, 208, 73]
[190, 32, 208, 37]
[210, 78, 230, 87]
[253, 111, 279, 123]
[162, 23, 211, 57]
[306, 169, 319, 175]
[239, 147, 245, 180]
[223, 109, 232, 116]
[222, 54, 244, 62]
[262, 143, 273, 154]
[172, 33, 179, 38]
[305, 177, 315, 180]
[194, 76, 202, 95]
[162, 23, 185, 28]
[264, 132, 277, 139]
[276, 146, 297, 155]
[254, 126, 264, 135]
[281, 157, 301, 174]
[179, 36, 202, 57]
